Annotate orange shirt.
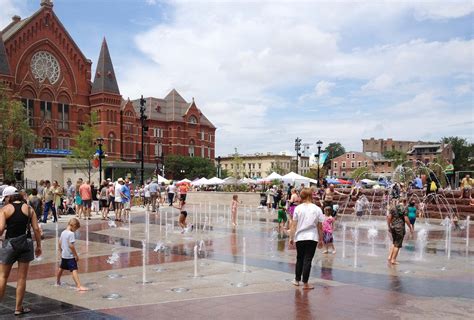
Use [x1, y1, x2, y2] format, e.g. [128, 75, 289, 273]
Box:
[79, 184, 92, 200]
[179, 185, 188, 194]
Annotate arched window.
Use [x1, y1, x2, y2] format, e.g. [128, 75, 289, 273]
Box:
[188, 115, 198, 124]
[108, 132, 115, 153]
[188, 140, 195, 157]
[42, 128, 53, 149]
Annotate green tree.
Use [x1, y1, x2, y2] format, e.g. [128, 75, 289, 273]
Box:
[266, 159, 288, 176]
[441, 136, 474, 171]
[383, 150, 407, 167]
[322, 142, 345, 172]
[164, 155, 215, 180]
[351, 167, 370, 180]
[231, 154, 244, 179]
[68, 111, 100, 179]
[0, 86, 36, 180]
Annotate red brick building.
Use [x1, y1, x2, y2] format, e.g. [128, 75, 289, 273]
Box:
[0, 1, 215, 180]
[330, 151, 395, 178]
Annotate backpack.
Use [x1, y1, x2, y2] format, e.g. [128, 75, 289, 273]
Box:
[430, 181, 437, 192]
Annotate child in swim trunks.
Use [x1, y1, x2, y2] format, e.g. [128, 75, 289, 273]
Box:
[277, 198, 287, 233]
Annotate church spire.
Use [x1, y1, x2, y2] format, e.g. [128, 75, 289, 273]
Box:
[92, 38, 120, 95]
[0, 32, 11, 76]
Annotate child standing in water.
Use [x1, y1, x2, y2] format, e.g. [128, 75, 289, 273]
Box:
[56, 218, 88, 291]
[277, 197, 287, 233]
[407, 201, 417, 229]
[322, 207, 336, 254]
[231, 195, 238, 227]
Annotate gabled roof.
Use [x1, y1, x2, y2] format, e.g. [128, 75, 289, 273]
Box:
[91, 38, 120, 95]
[130, 89, 215, 128]
[0, 32, 10, 75]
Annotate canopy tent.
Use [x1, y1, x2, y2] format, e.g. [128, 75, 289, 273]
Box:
[264, 172, 283, 181]
[191, 177, 209, 186]
[240, 177, 257, 185]
[337, 179, 352, 185]
[177, 178, 191, 185]
[309, 178, 319, 185]
[282, 172, 310, 186]
[157, 175, 170, 184]
[325, 178, 340, 185]
[205, 177, 224, 185]
[222, 177, 239, 185]
[361, 178, 377, 185]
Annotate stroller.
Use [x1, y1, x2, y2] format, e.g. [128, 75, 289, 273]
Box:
[64, 197, 76, 215]
[259, 192, 267, 208]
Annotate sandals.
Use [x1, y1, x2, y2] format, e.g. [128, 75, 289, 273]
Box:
[14, 307, 31, 316]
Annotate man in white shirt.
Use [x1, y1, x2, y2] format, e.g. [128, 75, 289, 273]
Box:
[167, 182, 176, 206]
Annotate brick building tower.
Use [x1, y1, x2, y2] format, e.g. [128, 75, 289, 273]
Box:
[0, 1, 216, 183]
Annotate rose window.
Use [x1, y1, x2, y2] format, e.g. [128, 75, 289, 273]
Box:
[30, 51, 60, 84]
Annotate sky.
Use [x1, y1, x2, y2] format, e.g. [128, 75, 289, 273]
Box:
[1, 0, 473, 157]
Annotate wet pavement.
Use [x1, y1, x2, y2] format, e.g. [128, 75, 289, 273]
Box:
[0, 205, 472, 319]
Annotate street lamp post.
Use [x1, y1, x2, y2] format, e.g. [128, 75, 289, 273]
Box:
[216, 156, 221, 178]
[295, 137, 302, 175]
[316, 140, 323, 187]
[139, 95, 148, 186]
[96, 137, 105, 186]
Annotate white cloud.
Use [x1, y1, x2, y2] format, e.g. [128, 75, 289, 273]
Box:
[455, 83, 472, 96]
[145, 0, 157, 5]
[0, 0, 25, 28]
[314, 81, 335, 97]
[117, 1, 473, 155]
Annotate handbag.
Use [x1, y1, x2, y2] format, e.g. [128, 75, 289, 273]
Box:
[7, 211, 31, 253]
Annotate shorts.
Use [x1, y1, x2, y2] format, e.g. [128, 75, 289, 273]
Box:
[180, 194, 187, 201]
[391, 228, 405, 248]
[60, 258, 78, 271]
[82, 199, 92, 208]
[277, 210, 287, 223]
[409, 217, 416, 225]
[323, 232, 333, 244]
[288, 205, 296, 218]
[356, 211, 363, 217]
[100, 199, 108, 208]
[123, 201, 131, 210]
[0, 238, 34, 265]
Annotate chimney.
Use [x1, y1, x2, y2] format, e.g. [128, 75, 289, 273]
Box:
[12, 15, 21, 23]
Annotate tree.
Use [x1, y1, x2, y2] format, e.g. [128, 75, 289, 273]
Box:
[351, 167, 370, 180]
[323, 142, 345, 170]
[266, 159, 288, 176]
[441, 136, 474, 171]
[164, 155, 215, 180]
[0, 86, 36, 180]
[231, 154, 243, 179]
[68, 111, 100, 180]
[383, 150, 407, 167]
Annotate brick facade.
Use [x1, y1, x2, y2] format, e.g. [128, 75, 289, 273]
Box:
[0, 1, 215, 178]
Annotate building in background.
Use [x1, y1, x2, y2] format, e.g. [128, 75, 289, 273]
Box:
[219, 153, 310, 179]
[0, 1, 215, 184]
[362, 138, 432, 154]
[406, 143, 454, 164]
[330, 151, 395, 178]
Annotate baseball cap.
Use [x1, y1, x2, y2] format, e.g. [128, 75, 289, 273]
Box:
[1, 186, 18, 202]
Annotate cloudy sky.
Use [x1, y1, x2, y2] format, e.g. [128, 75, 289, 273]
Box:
[1, 0, 473, 157]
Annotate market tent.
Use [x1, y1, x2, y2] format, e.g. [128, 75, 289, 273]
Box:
[205, 177, 224, 185]
[157, 175, 170, 184]
[326, 178, 340, 185]
[178, 178, 191, 184]
[264, 172, 283, 181]
[191, 177, 209, 186]
[337, 179, 352, 185]
[282, 172, 310, 186]
[361, 178, 377, 185]
[240, 177, 257, 185]
[222, 177, 239, 185]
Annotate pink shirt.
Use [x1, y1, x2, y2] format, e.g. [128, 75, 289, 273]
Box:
[322, 216, 334, 234]
[79, 184, 92, 200]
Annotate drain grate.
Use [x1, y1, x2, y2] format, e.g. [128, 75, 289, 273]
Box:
[230, 282, 248, 288]
[103, 293, 121, 300]
[107, 273, 123, 279]
[171, 287, 190, 293]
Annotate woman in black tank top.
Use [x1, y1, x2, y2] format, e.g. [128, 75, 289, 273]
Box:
[0, 191, 42, 315]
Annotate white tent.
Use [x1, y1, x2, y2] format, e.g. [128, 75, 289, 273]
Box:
[240, 177, 257, 185]
[157, 175, 170, 184]
[205, 177, 224, 185]
[282, 172, 310, 186]
[191, 177, 209, 186]
[264, 172, 283, 181]
[223, 177, 239, 185]
[178, 178, 192, 184]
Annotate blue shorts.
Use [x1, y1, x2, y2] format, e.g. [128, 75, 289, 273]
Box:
[60, 258, 78, 271]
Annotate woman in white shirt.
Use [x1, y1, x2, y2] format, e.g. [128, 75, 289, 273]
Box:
[289, 188, 324, 290]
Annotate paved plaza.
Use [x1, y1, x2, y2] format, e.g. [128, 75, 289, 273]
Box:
[0, 204, 472, 319]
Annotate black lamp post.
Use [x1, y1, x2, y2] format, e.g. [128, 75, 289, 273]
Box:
[295, 137, 302, 174]
[216, 156, 221, 178]
[139, 95, 148, 186]
[316, 140, 323, 187]
[96, 137, 105, 186]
